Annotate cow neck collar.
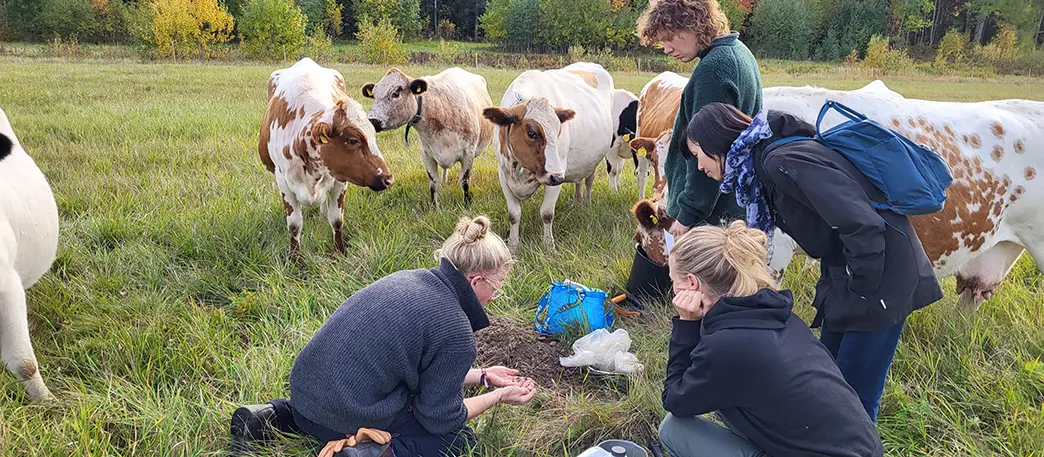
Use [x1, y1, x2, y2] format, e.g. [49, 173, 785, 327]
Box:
[404, 95, 424, 146]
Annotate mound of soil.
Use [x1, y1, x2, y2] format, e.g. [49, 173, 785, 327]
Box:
[475, 315, 585, 390]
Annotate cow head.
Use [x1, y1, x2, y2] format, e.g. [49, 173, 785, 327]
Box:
[629, 129, 672, 193]
[361, 68, 427, 133]
[482, 97, 576, 186]
[308, 97, 394, 191]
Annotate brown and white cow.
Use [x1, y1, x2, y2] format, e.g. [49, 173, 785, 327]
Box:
[362, 67, 493, 207]
[633, 80, 1044, 311]
[259, 58, 393, 261]
[483, 63, 617, 250]
[629, 71, 687, 199]
[765, 80, 1044, 311]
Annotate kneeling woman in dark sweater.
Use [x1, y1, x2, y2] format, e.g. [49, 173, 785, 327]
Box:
[659, 221, 883, 457]
[231, 216, 535, 457]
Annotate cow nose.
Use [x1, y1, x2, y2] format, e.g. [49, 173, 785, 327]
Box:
[546, 173, 564, 186]
[369, 118, 383, 133]
[370, 174, 394, 191]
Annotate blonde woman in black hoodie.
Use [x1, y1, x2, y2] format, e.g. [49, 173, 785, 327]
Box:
[659, 221, 883, 457]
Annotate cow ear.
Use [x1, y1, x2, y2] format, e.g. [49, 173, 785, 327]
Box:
[362, 84, 375, 98]
[0, 134, 12, 161]
[483, 107, 518, 126]
[629, 137, 654, 158]
[409, 79, 428, 95]
[555, 108, 576, 123]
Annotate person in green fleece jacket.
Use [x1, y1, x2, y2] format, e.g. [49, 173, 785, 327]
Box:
[636, 0, 762, 237]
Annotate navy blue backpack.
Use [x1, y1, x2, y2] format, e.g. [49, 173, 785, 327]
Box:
[770, 101, 953, 216]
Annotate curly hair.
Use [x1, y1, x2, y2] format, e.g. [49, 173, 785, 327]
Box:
[636, 0, 730, 50]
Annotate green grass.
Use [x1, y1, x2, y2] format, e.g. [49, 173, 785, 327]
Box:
[0, 58, 1042, 457]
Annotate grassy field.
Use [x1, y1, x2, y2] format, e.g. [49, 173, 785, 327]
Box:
[0, 58, 1043, 457]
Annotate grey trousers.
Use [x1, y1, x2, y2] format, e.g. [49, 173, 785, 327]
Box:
[658, 413, 770, 457]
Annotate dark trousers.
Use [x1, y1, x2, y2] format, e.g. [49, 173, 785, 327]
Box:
[819, 319, 905, 422]
[269, 399, 477, 457]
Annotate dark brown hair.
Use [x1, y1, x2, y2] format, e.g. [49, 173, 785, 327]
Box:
[636, 0, 730, 50]
[686, 102, 752, 160]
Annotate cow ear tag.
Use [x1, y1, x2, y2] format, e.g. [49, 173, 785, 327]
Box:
[623, 133, 631, 141]
[413, 85, 424, 94]
[650, 215, 659, 225]
[637, 147, 647, 157]
[318, 135, 329, 144]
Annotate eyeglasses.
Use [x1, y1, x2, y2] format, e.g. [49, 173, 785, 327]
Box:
[472, 275, 506, 301]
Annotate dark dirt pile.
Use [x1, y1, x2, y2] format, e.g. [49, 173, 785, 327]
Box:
[475, 315, 585, 390]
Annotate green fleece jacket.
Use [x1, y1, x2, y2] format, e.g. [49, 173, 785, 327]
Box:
[665, 32, 763, 227]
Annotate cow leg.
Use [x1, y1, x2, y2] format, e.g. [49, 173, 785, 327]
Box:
[459, 153, 475, 208]
[573, 182, 583, 202]
[322, 184, 347, 255]
[540, 185, 563, 250]
[282, 192, 303, 262]
[0, 264, 52, 402]
[637, 155, 650, 200]
[422, 153, 442, 209]
[606, 154, 625, 192]
[583, 172, 595, 206]
[954, 241, 1025, 313]
[499, 173, 523, 251]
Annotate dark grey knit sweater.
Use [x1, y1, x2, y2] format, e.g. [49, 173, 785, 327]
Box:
[289, 258, 490, 435]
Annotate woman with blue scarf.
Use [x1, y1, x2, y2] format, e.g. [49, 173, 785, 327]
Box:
[684, 103, 943, 423]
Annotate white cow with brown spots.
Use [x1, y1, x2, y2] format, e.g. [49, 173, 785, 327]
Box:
[260, 58, 394, 261]
[483, 63, 617, 250]
[0, 106, 58, 402]
[764, 80, 1044, 311]
[362, 67, 493, 207]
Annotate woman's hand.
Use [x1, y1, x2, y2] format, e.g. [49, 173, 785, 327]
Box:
[669, 220, 691, 238]
[673, 288, 710, 321]
[496, 380, 536, 405]
[484, 366, 528, 388]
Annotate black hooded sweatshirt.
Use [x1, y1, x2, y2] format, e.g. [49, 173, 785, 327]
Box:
[663, 289, 884, 457]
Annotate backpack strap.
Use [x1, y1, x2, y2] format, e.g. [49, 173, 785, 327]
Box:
[816, 100, 867, 134]
[766, 136, 814, 151]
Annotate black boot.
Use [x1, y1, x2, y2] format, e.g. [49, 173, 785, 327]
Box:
[230, 403, 279, 455]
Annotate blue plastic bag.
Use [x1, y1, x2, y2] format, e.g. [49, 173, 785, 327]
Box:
[534, 280, 614, 336]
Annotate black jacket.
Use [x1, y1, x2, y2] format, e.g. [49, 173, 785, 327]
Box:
[663, 289, 884, 457]
[753, 111, 943, 332]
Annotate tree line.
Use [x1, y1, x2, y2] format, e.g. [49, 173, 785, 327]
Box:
[1, 0, 1041, 63]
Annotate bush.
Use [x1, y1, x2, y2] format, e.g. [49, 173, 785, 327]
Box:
[437, 18, 456, 39]
[818, 0, 887, 60]
[5, 0, 99, 42]
[353, 0, 422, 40]
[239, 0, 306, 60]
[862, 34, 887, 69]
[356, 18, 408, 65]
[146, 0, 234, 58]
[719, 0, 748, 31]
[478, 0, 509, 43]
[505, 0, 543, 51]
[934, 29, 968, 66]
[883, 48, 915, 75]
[749, 0, 814, 60]
[303, 28, 333, 61]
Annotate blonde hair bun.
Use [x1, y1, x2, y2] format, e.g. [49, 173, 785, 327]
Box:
[455, 216, 491, 245]
[437, 215, 513, 276]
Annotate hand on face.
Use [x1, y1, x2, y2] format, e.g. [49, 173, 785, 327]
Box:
[672, 287, 711, 321]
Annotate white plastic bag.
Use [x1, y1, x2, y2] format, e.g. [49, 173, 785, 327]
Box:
[559, 328, 644, 374]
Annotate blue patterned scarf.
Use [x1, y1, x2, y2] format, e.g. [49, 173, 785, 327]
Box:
[719, 110, 776, 261]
